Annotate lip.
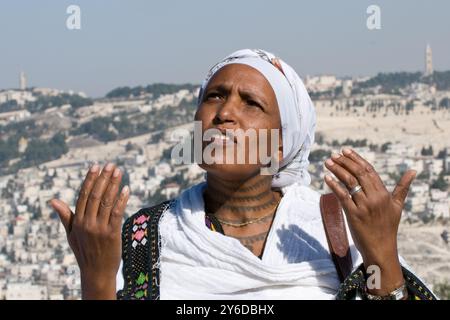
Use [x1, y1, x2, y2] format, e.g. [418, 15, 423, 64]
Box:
[207, 127, 238, 145]
[209, 133, 236, 146]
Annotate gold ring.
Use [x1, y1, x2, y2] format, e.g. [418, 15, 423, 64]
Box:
[80, 190, 89, 197]
[100, 200, 113, 208]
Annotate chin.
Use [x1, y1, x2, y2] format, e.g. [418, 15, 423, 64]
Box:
[199, 162, 262, 181]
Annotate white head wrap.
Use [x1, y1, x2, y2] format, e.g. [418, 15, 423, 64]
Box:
[198, 49, 317, 188]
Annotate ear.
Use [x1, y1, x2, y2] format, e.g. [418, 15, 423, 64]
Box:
[277, 134, 283, 163]
[276, 149, 283, 163]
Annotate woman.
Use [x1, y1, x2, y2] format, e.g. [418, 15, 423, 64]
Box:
[50, 49, 436, 300]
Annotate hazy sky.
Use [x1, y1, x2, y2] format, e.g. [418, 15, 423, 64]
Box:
[1, 0, 449, 97]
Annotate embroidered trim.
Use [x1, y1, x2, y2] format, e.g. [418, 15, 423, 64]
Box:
[336, 264, 438, 300]
[116, 200, 174, 300]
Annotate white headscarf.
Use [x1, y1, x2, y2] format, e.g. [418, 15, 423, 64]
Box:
[198, 49, 317, 189]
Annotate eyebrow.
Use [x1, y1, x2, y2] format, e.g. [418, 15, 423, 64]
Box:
[205, 84, 269, 107]
[204, 84, 229, 95]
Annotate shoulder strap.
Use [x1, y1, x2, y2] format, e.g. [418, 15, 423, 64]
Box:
[320, 193, 353, 283]
[117, 200, 173, 300]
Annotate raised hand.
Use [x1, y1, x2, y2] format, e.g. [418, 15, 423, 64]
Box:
[324, 147, 416, 295]
[49, 163, 130, 299]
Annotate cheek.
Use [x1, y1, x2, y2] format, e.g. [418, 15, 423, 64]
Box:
[195, 105, 213, 125]
[260, 121, 282, 156]
[239, 121, 277, 153]
[195, 106, 213, 149]
[193, 107, 202, 121]
[259, 128, 279, 156]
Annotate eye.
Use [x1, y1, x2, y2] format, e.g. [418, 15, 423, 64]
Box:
[205, 92, 222, 101]
[246, 99, 263, 109]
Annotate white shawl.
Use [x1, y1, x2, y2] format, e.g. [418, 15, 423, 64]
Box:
[115, 181, 428, 299]
[155, 181, 362, 300]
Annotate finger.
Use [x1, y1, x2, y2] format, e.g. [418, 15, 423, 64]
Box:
[324, 158, 367, 205]
[392, 170, 417, 206]
[97, 167, 122, 225]
[85, 162, 116, 224]
[75, 163, 100, 223]
[341, 147, 386, 190]
[330, 151, 379, 194]
[109, 185, 130, 230]
[324, 174, 358, 213]
[50, 199, 74, 234]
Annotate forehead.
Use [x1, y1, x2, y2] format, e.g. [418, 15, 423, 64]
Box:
[205, 63, 274, 94]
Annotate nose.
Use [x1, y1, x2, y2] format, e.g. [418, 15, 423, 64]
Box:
[213, 95, 238, 126]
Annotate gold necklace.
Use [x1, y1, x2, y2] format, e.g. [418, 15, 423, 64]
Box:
[215, 211, 275, 227]
[208, 196, 281, 228]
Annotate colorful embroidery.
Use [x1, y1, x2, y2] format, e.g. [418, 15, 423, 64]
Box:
[117, 200, 173, 300]
[131, 215, 150, 248]
[336, 264, 437, 300]
[204, 213, 224, 234]
[133, 272, 149, 299]
[205, 214, 216, 231]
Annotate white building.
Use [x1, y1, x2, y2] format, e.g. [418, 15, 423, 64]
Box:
[342, 80, 353, 97]
[425, 44, 433, 77]
[430, 189, 448, 201]
[427, 201, 449, 220]
[161, 183, 180, 200]
[305, 75, 341, 93]
[408, 182, 430, 213]
[19, 71, 27, 90]
[405, 83, 436, 100]
[444, 156, 450, 172]
[154, 162, 172, 177]
[0, 90, 35, 106]
[5, 283, 48, 300]
[426, 159, 444, 177]
[0, 109, 31, 124]
[385, 143, 416, 158]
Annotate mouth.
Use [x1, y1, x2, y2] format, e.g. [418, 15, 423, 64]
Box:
[209, 132, 236, 146]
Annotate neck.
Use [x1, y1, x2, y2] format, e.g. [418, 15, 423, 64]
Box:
[203, 173, 282, 222]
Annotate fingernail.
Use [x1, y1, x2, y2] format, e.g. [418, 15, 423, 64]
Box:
[325, 175, 332, 182]
[326, 159, 335, 166]
[331, 152, 341, 160]
[49, 200, 57, 209]
[122, 185, 129, 195]
[104, 163, 114, 172]
[113, 168, 121, 178]
[90, 164, 99, 173]
[342, 148, 352, 155]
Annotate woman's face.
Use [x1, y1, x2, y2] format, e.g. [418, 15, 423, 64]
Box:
[195, 63, 283, 181]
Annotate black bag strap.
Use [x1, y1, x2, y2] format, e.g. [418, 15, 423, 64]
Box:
[320, 193, 353, 282]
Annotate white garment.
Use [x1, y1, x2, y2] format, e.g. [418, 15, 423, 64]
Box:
[115, 181, 429, 299]
[156, 181, 362, 300]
